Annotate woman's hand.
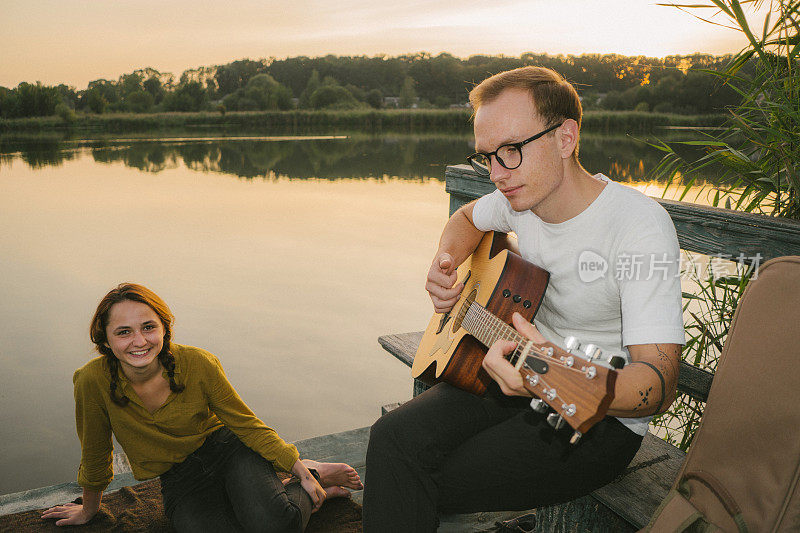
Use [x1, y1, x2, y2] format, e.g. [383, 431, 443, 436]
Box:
[291, 459, 327, 511]
[41, 502, 96, 526]
[299, 474, 327, 512]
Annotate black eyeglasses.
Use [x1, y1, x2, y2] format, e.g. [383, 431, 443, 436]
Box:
[467, 122, 563, 176]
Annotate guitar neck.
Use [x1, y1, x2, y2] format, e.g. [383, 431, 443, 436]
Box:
[462, 302, 529, 365]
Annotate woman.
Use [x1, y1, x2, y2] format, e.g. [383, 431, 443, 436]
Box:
[42, 283, 362, 532]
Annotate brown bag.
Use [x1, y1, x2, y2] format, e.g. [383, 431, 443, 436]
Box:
[643, 256, 800, 533]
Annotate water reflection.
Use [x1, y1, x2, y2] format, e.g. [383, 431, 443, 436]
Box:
[1, 133, 705, 186]
[1, 136, 473, 181]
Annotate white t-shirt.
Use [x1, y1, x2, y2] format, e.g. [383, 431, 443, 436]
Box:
[472, 174, 685, 435]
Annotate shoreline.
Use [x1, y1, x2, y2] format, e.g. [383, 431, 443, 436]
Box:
[0, 109, 728, 136]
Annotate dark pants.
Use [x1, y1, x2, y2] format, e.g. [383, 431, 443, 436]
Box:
[363, 383, 643, 532]
[160, 427, 312, 533]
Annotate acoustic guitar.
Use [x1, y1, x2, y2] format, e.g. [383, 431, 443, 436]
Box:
[412, 231, 622, 443]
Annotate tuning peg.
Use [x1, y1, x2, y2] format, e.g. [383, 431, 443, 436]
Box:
[529, 398, 549, 414]
[569, 431, 582, 445]
[608, 355, 626, 369]
[582, 343, 601, 361]
[564, 336, 581, 353]
[546, 413, 566, 430]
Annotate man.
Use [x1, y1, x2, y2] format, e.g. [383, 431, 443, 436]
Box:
[363, 67, 684, 532]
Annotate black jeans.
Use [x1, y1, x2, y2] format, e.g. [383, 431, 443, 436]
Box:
[160, 427, 311, 533]
[363, 383, 643, 532]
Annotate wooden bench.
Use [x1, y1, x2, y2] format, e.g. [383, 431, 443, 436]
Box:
[376, 165, 800, 531]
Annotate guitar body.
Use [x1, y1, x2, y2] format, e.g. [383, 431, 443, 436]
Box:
[413, 232, 550, 396]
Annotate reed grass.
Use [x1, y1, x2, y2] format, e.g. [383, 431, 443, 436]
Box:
[649, 0, 799, 451]
[0, 109, 728, 136]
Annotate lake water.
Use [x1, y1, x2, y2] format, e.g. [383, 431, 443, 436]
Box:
[0, 133, 680, 494]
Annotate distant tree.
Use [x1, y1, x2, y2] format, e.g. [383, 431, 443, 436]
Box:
[344, 84, 366, 102]
[119, 73, 144, 96]
[206, 78, 218, 101]
[366, 88, 383, 109]
[15, 82, 61, 116]
[86, 79, 119, 104]
[299, 70, 321, 108]
[162, 81, 208, 112]
[399, 76, 416, 108]
[126, 90, 154, 113]
[0, 52, 747, 119]
[55, 84, 78, 110]
[143, 76, 166, 104]
[86, 89, 107, 114]
[408, 53, 464, 103]
[222, 74, 292, 111]
[651, 74, 683, 112]
[214, 59, 264, 97]
[55, 102, 77, 123]
[309, 84, 360, 109]
[321, 75, 339, 87]
[0, 86, 18, 118]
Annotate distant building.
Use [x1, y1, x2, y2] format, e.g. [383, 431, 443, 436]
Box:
[383, 96, 421, 109]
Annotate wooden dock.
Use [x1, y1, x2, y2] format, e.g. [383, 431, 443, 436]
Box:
[0, 422, 544, 532]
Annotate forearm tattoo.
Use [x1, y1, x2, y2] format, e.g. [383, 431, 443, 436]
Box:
[635, 386, 653, 411]
[633, 361, 666, 415]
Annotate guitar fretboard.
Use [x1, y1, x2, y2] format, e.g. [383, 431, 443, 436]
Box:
[461, 302, 529, 365]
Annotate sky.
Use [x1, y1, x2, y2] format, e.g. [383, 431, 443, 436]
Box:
[0, 0, 762, 89]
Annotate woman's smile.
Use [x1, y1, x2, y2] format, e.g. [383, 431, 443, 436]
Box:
[105, 300, 165, 373]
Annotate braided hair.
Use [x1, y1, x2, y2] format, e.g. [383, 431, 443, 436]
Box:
[89, 283, 185, 406]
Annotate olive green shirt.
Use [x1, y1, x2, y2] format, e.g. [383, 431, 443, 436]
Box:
[73, 343, 299, 491]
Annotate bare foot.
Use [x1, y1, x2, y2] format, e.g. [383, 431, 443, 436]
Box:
[310, 486, 352, 514]
[302, 459, 363, 490]
[323, 486, 351, 500]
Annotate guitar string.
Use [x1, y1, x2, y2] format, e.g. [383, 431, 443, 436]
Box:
[465, 301, 589, 377]
[460, 301, 601, 424]
[462, 306, 574, 417]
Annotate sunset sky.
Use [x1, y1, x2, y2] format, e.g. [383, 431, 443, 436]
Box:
[1, 1, 762, 89]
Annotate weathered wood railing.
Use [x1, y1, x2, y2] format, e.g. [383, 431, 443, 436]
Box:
[378, 164, 800, 531]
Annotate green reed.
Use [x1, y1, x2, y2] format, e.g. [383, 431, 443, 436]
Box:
[0, 109, 728, 136]
[651, 0, 799, 450]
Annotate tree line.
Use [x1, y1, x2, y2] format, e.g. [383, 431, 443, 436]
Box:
[0, 52, 747, 120]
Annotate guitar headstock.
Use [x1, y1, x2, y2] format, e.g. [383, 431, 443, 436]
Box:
[514, 336, 619, 443]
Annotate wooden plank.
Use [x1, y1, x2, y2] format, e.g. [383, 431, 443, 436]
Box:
[378, 332, 421, 368]
[445, 164, 800, 261]
[660, 197, 800, 260]
[379, 331, 713, 401]
[593, 432, 686, 529]
[294, 427, 369, 472]
[678, 361, 714, 402]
